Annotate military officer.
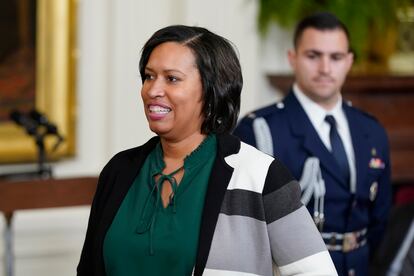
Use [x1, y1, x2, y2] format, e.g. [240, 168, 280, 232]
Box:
[234, 12, 391, 276]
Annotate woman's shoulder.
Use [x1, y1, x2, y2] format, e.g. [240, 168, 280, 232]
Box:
[229, 140, 297, 194]
[103, 136, 160, 173]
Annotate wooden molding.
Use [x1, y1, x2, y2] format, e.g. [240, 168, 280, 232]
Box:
[0, 177, 98, 213]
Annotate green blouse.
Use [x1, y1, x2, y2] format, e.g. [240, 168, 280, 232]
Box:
[103, 135, 217, 276]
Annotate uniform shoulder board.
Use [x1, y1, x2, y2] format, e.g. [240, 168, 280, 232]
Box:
[275, 101, 285, 109]
[247, 112, 256, 119]
[243, 102, 284, 122]
[345, 100, 352, 106]
[360, 110, 379, 122]
[350, 105, 380, 122]
[254, 102, 284, 118]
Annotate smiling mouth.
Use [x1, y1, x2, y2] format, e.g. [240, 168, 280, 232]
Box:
[149, 105, 171, 114]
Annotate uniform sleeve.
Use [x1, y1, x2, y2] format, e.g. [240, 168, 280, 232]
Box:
[367, 131, 392, 255]
[263, 160, 338, 276]
[233, 117, 257, 147]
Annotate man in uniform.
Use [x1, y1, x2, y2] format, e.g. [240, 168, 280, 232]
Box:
[234, 12, 391, 276]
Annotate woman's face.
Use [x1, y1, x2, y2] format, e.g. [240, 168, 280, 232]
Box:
[141, 42, 204, 142]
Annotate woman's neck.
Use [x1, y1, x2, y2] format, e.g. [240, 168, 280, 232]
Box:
[160, 132, 206, 172]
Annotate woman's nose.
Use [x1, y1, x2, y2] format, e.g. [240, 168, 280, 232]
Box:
[145, 79, 165, 98]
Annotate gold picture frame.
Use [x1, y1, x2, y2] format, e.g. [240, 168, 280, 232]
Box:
[0, 0, 77, 163]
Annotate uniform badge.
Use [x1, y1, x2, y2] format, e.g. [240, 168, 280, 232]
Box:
[369, 157, 385, 169]
[370, 181, 378, 201]
[369, 147, 385, 169]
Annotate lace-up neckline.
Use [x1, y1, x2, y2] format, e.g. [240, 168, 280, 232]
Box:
[136, 165, 183, 255]
[135, 135, 215, 255]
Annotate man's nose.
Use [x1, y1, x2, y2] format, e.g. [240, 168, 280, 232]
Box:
[319, 56, 332, 74]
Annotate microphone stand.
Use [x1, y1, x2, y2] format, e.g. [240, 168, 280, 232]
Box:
[1, 112, 55, 181]
[34, 131, 53, 179]
[2, 110, 59, 276]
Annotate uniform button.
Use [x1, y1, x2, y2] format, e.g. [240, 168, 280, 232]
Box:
[352, 200, 357, 208]
[276, 102, 284, 109]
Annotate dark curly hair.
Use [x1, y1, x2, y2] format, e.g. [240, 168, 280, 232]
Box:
[139, 25, 242, 134]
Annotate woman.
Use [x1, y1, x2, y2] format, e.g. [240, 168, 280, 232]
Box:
[77, 25, 337, 276]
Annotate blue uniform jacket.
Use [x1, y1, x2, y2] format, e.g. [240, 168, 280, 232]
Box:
[234, 91, 392, 276]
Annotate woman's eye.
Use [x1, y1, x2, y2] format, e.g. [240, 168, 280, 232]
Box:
[144, 73, 154, 81]
[167, 76, 179, 83]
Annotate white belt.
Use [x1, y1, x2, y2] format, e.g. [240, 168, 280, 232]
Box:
[322, 228, 367, 252]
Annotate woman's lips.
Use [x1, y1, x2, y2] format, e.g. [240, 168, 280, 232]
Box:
[147, 104, 171, 120]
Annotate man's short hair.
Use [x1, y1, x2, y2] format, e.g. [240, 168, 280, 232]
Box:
[293, 12, 350, 50]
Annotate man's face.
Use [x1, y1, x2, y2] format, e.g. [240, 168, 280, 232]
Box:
[288, 28, 353, 110]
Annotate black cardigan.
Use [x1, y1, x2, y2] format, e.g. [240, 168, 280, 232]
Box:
[77, 134, 239, 275]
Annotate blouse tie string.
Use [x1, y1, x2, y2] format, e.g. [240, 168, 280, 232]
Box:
[136, 165, 183, 255]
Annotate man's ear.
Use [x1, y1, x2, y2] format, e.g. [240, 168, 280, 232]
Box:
[346, 52, 354, 72]
[287, 49, 296, 69]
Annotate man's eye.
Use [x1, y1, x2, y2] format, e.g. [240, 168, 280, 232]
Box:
[331, 54, 345, 61]
[306, 54, 317, 60]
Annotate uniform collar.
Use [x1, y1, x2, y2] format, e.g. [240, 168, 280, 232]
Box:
[293, 83, 344, 131]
